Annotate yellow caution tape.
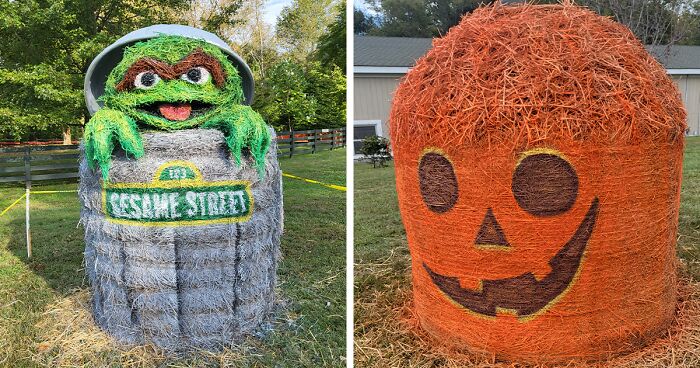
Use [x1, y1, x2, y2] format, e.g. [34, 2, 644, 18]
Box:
[0, 190, 77, 218]
[282, 173, 346, 192]
[1, 173, 344, 219]
[32, 190, 78, 194]
[0, 194, 26, 217]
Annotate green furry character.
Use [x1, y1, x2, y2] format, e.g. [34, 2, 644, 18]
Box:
[84, 36, 270, 180]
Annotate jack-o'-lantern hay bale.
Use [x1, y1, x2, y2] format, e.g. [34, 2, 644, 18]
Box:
[390, 2, 686, 364]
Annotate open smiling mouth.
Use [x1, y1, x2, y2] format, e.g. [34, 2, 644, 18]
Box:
[139, 101, 213, 121]
[423, 197, 599, 319]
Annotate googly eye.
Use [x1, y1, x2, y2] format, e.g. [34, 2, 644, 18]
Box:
[180, 67, 211, 85]
[511, 152, 578, 217]
[134, 71, 160, 90]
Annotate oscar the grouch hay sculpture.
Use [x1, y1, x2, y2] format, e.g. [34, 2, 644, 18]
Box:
[390, 2, 686, 363]
[79, 25, 282, 352]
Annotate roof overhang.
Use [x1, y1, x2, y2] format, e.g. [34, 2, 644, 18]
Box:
[355, 66, 700, 76]
[354, 66, 410, 74]
[666, 69, 700, 75]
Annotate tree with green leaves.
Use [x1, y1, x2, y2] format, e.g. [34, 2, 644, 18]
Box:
[276, 0, 338, 61]
[180, 0, 244, 37]
[365, 0, 494, 37]
[233, 0, 280, 80]
[576, 0, 698, 46]
[354, 7, 377, 35]
[254, 60, 316, 131]
[306, 62, 346, 127]
[254, 59, 345, 131]
[0, 0, 187, 142]
[314, 0, 347, 73]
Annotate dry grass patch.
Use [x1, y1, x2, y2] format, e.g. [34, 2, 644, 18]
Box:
[355, 272, 700, 368]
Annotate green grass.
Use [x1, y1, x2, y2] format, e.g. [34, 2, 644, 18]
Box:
[679, 138, 700, 277]
[0, 148, 346, 367]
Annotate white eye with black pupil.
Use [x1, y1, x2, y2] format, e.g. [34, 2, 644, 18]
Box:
[181, 67, 210, 85]
[134, 71, 160, 89]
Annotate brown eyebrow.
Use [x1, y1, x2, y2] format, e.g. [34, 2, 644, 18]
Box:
[115, 49, 227, 92]
[173, 48, 227, 88]
[115, 58, 175, 91]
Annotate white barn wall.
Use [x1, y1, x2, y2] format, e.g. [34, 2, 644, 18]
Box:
[354, 74, 403, 138]
[671, 75, 700, 136]
[356, 73, 700, 139]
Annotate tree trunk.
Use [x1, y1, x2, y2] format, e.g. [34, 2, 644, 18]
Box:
[62, 126, 72, 145]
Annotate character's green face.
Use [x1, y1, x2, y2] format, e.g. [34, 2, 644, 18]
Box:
[99, 36, 245, 130]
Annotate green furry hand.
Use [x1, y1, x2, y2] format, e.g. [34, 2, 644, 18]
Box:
[84, 109, 144, 180]
[203, 105, 271, 176]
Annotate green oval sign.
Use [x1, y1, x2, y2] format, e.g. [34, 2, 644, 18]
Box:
[102, 161, 253, 226]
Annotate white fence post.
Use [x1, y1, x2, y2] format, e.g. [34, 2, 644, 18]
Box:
[23, 146, 31, 258]
[25, 187, 31, 258]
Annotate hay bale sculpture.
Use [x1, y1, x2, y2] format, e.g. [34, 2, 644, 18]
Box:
[79, 25, 282, 351]
[390, 3, 686, 363]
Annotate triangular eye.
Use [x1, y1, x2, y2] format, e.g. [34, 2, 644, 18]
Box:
[512, 153, 578, 216]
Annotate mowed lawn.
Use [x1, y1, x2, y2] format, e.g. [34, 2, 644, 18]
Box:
[354, 138, 700, 366]
[0, 148, 346, 367]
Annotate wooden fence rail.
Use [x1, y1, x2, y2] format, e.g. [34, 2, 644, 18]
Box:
[0, 127, 346, 185]
[0, 127, 344, 258]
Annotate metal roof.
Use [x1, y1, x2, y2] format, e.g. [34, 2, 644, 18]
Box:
[354, 36, 432, 67]
[355, 35, 700, 71]
[647, 45, 700, 69]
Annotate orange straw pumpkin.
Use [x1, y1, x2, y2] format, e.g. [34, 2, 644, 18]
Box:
[390, 2, 686, 363]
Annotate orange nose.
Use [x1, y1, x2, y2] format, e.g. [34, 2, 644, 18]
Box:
[475, 208, 509, 247]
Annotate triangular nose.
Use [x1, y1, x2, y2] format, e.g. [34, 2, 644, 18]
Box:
[475, 208, 510, 247]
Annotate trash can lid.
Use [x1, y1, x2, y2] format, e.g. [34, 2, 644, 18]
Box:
[84, 24, 255, 116]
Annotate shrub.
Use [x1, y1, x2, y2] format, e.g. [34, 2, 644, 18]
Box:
[359, 135, 391, 167]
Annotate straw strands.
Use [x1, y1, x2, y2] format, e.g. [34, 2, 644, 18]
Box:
[78, 128, 283, 352]
[391, 2, 687, 153]
[390, 1, 687, 363]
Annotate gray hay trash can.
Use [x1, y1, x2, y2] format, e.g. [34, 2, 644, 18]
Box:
[78, 128, 283, 351]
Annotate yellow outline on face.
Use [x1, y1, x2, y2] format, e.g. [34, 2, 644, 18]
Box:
[432, 215, 590, 323]
[515, 147, 572, 166]
[101, 161, 254, 226]
[515, 248, 587, 323]
[422, 146, 588, 322]
[474, 244, 512, 251]
[431, 249, 588, 323]
[419, 147, 453, 164]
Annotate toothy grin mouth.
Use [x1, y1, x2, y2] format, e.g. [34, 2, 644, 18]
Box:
[139, 101, 213, 121]
[423, 197, 599, 318]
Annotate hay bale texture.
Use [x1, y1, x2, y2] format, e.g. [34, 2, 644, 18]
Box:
[390, 2, 686, 364]
[78, 128, 282, 351]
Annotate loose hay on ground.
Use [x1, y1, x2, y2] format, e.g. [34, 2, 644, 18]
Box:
[32, 288, 291, 367]
[355, 270, 700, 368]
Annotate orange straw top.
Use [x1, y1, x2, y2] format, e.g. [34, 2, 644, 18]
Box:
[390, 2, 687, 152]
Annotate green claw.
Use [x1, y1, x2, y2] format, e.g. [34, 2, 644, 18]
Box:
[203, 105, 271, 177]
[84, 109, 144, 181]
